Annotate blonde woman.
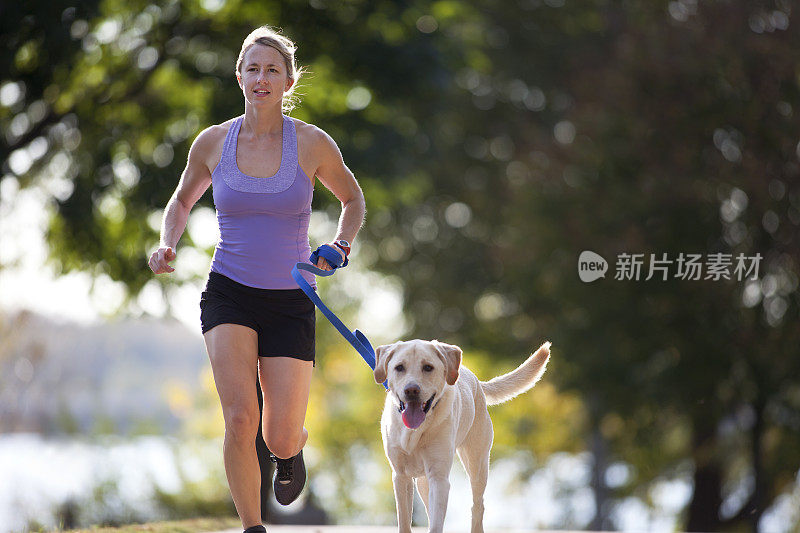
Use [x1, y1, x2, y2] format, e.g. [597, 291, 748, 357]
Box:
[148, 26, 365, 533]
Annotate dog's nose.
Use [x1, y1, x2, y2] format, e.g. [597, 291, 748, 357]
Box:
[404, 383, 420, 399]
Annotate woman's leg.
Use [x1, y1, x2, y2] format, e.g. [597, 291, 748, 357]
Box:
[204, 324, 261, 528]
[258, 356, 314, 459]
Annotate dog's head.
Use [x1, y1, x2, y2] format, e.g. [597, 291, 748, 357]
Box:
[374, 339, 462, 430]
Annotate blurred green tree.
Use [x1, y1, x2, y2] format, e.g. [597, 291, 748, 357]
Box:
[396, 0, 800, 529]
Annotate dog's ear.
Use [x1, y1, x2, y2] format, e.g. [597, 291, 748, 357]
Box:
[433, 341, 462, 385]
[374, 344, 395, 384]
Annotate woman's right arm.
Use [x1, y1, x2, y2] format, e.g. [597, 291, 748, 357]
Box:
[148, 129, 217, 275]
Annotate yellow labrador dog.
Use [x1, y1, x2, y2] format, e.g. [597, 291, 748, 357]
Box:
[374, 339, 551, 533]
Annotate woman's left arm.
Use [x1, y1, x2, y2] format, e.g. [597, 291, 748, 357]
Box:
[313, 129, 366, 270]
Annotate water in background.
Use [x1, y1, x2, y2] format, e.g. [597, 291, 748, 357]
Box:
[0, 434, 222, 532]
[0, 433, 701, 533]
[2, 433, 797, 532]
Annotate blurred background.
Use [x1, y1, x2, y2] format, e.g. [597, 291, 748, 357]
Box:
[1, 0, 799, 531]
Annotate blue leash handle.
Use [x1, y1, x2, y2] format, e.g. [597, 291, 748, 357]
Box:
[292, 245, 387, 389]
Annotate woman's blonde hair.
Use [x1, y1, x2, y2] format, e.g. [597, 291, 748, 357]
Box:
[236, 26, 305, 113]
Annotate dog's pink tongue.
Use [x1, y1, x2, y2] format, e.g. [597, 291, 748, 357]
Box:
[401, 402, 426, 429]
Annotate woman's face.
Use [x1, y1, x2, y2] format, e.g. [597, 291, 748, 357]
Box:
[237, 44, 293, 108]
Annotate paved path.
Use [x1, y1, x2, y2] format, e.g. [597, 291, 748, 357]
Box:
[216, 525, 552, 533]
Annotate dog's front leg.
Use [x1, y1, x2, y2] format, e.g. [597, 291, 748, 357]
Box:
[393, 472, 415, 533]
[425, 469, 451, 533]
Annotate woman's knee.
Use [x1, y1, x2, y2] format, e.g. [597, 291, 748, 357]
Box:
[224, 405, 260, 443]
[265, 427, 305, 459]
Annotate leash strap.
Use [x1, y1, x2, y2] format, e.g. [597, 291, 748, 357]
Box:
[292, 245, 387, 389]
[309, 243, 348, 269]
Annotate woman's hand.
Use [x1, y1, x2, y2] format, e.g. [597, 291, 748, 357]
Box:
[149, 246, 176, 274]
[314, 242, 346, 271]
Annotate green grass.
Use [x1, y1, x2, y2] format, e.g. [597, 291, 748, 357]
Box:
[62, 517, 241, 533]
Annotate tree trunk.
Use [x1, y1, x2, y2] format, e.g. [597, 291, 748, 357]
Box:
[686, 419, 724, 531]
[748, 399, 766, 532]
[589, 408, 611, 530]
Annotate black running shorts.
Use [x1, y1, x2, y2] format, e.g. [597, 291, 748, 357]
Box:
[200, 271, 315, 363]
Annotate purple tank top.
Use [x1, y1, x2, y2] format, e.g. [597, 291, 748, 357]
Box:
[210, 114, 315, 289]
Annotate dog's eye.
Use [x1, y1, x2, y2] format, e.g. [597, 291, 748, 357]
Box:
[395, 364, 405, 373]
[422, 364, 434, 372]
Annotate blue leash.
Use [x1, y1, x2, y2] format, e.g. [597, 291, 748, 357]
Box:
[291, 244, 388, 389]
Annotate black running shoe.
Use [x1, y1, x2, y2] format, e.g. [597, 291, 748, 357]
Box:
[271, 450, 306, 506]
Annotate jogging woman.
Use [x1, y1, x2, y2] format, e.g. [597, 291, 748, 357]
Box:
[148, 26, 365, 533]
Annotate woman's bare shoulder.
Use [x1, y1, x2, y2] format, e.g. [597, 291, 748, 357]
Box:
[192, 119, 235, 151]
[292, 117, 329, 142]
[186, 119, 237, 170]
[291, 117, 338, 154]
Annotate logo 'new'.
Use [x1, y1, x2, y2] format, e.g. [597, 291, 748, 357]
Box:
[578, 251, 608, 282]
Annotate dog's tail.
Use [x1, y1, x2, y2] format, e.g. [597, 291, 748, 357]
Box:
[480, 342, 551, 406]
